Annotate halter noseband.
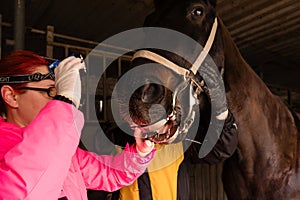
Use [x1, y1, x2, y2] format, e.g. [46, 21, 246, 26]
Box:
[131, 18, 218, 137]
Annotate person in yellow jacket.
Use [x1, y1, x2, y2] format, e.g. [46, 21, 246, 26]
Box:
[87, 107, 237, 200]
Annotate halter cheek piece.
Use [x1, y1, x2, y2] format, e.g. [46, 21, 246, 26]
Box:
[131, 18, 218, 137]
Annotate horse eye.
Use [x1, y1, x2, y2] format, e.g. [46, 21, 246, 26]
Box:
[192, 8, 203, 16]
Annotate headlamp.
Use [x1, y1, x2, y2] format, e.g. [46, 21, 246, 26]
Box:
[0, 72, 55, 84]
[0, 56, 58, 84]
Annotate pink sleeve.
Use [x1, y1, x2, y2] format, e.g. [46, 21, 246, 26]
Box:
[0, 100, 84, 199]
[76, 144, 155, 192]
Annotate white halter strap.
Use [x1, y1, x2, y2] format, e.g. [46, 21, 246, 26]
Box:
[132, 50, 189, 76]
[132, 17, 218, 76]
[191, 18, 218, 74]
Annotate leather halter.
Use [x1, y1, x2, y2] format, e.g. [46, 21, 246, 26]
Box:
[131, 18, 218, 136]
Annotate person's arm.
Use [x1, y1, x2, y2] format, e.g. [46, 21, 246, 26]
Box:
[188, 61, 238, 164]
[0, 55, 85, 199]
[187, 109, 238, 164]
[0, 101, 84, 199]
[77, 143, 155, 192]
[201, 110, 238, 163]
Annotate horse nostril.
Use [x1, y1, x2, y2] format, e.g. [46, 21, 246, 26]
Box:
[141, 83, 164, 103]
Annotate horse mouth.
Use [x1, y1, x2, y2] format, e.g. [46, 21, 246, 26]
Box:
[146, 114, 181, 144]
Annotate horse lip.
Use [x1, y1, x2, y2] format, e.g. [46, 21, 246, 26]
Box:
[147, 123, 180, 144]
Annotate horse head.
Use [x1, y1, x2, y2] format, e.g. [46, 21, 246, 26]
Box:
[115, 0, 226, 145]
[115, 0, 222, 145]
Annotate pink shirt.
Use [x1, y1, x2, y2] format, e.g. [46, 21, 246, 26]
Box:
[0, 101, 155, 199]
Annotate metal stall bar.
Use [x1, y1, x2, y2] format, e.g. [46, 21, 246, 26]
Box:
[14, 0, 25, 50]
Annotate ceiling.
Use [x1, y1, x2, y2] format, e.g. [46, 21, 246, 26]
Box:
[0, 0, 299, 109]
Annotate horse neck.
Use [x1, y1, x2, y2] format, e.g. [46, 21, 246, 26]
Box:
[217, 18, 299, 145]
[217, 18, 273, 107]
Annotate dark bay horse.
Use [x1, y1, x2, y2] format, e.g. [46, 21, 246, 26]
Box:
[116, 0, 300, 199]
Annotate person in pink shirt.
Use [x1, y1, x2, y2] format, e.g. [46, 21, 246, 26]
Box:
[0, 50, 155, 199]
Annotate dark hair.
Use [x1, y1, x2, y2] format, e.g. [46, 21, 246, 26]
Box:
[0, 50, 48, 115]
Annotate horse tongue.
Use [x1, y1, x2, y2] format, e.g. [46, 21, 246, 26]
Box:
[157, 120, 174, 135]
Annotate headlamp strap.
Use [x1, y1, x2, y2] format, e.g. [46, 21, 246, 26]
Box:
[0, 72, 55, 84]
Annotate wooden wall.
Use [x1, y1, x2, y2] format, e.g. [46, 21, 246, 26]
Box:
[189, 163, 228, 200]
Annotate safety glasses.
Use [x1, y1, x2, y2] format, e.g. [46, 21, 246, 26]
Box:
[18, 86, 57, 98]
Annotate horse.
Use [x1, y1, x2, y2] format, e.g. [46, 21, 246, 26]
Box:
[113, 0, 300, 199]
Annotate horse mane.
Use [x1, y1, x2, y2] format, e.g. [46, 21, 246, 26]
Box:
[216, 16, 299, 142]
[217, 17, 264, 87]
[216, 17, 276, 112]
